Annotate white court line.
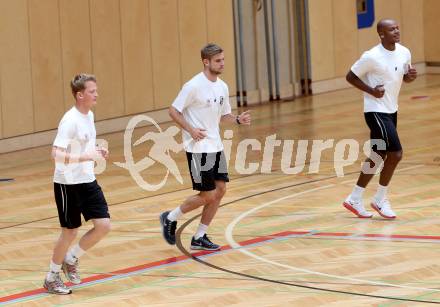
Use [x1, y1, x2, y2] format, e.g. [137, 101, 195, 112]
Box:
[340, 164, 424, 184]
[225, 180, 440, 293]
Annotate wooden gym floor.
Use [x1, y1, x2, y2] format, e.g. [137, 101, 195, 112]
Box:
[1, 74, 440, 306]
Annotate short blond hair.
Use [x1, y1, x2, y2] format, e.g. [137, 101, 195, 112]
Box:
[201, 43, 223, 60]
[70, 73, 96, 98]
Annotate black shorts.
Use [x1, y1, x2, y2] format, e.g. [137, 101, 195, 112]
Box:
[54, 180, 110, 229]
[364, 112, 402, 152]
[186, 151, 229, 191]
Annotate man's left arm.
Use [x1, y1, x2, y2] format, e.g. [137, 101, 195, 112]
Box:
[404, 52, 417, 83]
[221, 110, 251, 125]
[404, 65, 417, 83]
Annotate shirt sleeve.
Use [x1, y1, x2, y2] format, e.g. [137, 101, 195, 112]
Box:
[351, 51, 375, 78]
[172, 83, 195, 112]
[221, 84, 231, 115]
[53, 118, 76, 149]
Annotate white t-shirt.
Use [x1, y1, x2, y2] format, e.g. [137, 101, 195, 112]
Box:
[351, 43, 411, 113]
[172, 72, 231, 153]
[53, 106, 96, 184]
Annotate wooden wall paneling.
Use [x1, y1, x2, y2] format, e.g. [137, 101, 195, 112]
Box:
[423, 0, 440, 62]
[375, 0, 402, 23]
[400, 0, 424, 63]
[357, 27, 379, 56]
[205, 0, 236, 94]
[274, 0, 294, 88]
[239, 0, 258, 92]
[308, 0, 335, 81]
[0, 0, 34, 137]
[333, 0, 358, 77]
[120, 0, 155, 114]
[149, 0, 182, 109]
[177, 0, 207, 83]
[89, 0, 125, 120]
[59, 0, 93, 110]
[0, 68, 2, 138]
[255, 0, 269, 99]
[28, 0, 65, 132]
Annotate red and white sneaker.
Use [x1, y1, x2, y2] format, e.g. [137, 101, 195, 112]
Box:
[343, 198, 373, 218]
[371, 198, 396, 219]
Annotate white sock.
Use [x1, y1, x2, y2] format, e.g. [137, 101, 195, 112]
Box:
[374, 184, 388, 202]
[194, 223, 209, 239]
[350, 185, 365, 202]
[168, 207, 183, 222]
[46, 260, 62, 281]
[65, 244, 85, 265]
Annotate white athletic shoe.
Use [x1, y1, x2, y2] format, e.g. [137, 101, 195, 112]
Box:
[343, 198, 373, 218]
[371, 198, 396, 219]
[43, 272, 72, 295]
[62, 258, 81, 284]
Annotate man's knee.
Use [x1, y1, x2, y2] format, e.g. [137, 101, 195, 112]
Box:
[62, 228, 79, 240]
[216, 184, 226, 200]
[200, 191, 217, 204]
[93, 219, 111, 235]
[387, 150, 403, 163]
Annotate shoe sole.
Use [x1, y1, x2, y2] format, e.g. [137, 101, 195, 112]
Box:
[62, 275, 81, 284]
[343, 202, 372, 218]
[370, 203, 396, 219]
[43, 284, 72, 295]
[63, 276, 81, 284]
[46, 289, 72, 295]
[190, 245, 221, 251]
[159, 212, 176, 245]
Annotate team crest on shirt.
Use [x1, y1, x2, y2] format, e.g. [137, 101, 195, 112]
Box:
[78, 133, 89, 144]
[207, 97, 224, 105]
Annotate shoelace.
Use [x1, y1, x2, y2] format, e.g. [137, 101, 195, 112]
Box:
[350, 199, 362, 205]
[68, 261, 78, 274]
[203, 235, 215, 246]
[349, 200, 366, 210]
[167, 221, 177, 235]
[379, 198, 391, 210]
[53, 273, 65, 288]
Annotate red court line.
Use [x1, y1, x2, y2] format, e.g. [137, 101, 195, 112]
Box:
[411, 95, 430, 100]
[1, 230, 439, 304]
[304, 232, 440, 241]
[0, 231, 290, 304]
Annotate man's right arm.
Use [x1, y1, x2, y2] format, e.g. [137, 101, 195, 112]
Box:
[346, 70, 385, 99]
[51, 146, 101, 163]
[52, 116, 106, 163]
[168, 106, 206, 141]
